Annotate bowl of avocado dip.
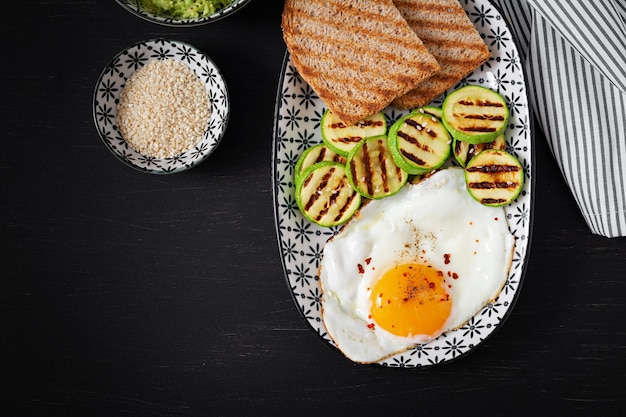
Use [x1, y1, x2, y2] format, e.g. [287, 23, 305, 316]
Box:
[115, 0, 251, 26]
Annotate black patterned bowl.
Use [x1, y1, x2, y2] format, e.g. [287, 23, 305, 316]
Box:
[92, 39, 229, 174]
[115, 0, 251, 26]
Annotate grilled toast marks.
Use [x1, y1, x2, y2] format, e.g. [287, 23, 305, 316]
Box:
[282, 0, 440, 126]
[391, 0, 491, 110]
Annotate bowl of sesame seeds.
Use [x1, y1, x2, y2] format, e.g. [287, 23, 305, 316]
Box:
[115, 0, 251, 27]
[93, 38, 229, 174]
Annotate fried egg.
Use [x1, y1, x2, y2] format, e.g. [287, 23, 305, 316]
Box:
[319, 167, 515, 363]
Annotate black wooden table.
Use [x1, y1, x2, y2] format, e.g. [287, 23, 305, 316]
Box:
[3, 1, 624, 416]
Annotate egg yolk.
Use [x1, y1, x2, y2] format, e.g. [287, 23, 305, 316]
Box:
[369, 263, 451, 337]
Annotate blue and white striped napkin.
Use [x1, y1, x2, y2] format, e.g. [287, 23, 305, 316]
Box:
[490, 0, 626, 237]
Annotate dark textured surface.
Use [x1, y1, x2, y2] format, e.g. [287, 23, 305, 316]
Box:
[2, 1, 625, 416]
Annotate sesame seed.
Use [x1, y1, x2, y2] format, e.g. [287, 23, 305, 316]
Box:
[116, 58, 211, 159]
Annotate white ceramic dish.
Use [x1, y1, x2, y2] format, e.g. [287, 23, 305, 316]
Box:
[115, 0, 251, 26]
[272, 0, 534, 367]
[93, 38, 229, 174]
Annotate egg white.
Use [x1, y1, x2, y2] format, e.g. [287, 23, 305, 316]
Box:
[319, 167, 515, 364]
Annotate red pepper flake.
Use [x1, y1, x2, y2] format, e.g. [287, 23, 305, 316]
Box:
[365, 257, 372, 265]
[452, 272, 459, 279]
[444, 253, 451, 264]
[494, 217, 499, 221]
[357, 264, 365, 274]
[367, 323, 375, 329]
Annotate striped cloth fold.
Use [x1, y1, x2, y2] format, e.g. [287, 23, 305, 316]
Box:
[491, 0, 626, 237]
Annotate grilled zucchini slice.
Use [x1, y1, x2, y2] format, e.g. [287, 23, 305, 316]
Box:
[346, 135, 408, 199]
[442, 85, 509, 144]
[453, 133, 507, 167]
[294, 143, 346, 186]
[296, 161, 361, 227]
[388, 110, 451, 175]
[465, 149, 524, 207]
[321, 110, 387, 157]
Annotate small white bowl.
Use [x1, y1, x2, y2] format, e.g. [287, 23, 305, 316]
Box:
[115, 0, 251, 26]
[93, 38, 229, 174]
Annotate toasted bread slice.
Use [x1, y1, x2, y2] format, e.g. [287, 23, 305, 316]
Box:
[391, 0, 491, 109]
[281, 0, 440, 126]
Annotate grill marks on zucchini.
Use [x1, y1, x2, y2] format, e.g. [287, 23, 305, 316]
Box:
[321, 110, 387, 156]
[467, 164, 521, 174]
[453, 133, 506, 167]
[347, 135, 408, 199]
[296, 161, 361, 227]
[442, 85, 508, 144]
[420, 105, 443, 119]
[453, 101, 506, 128]
[457, 99, 504, 108]
[294, 143, 346, 185]
[388, 111, 451, 175]
[464, 149, 524, 207]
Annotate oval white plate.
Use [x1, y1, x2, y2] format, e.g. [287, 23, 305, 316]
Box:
[272, 0, 534, 367]
[115, 0, 252, 27]
[93, 39, 229, 174]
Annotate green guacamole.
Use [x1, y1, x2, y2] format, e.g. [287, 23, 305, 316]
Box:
[140, 0, 235, 19]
